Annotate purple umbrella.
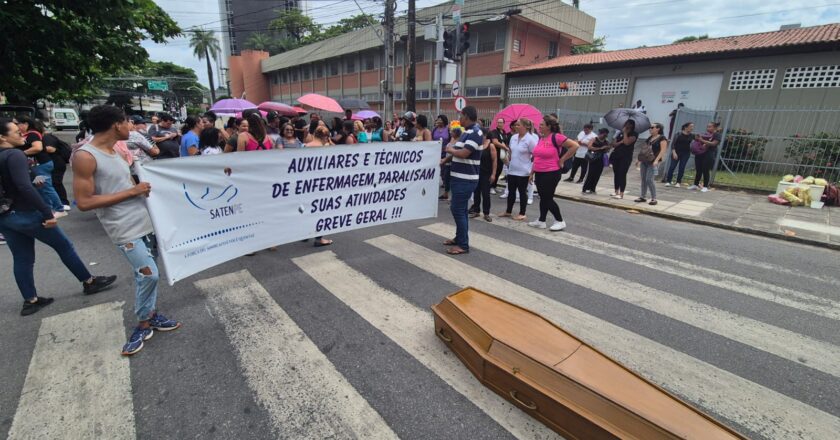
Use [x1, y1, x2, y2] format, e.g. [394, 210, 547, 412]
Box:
[351, 110, 381, 120]
[211, 98, 258, 114]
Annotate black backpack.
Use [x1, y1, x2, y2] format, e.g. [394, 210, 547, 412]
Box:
[0, 149, 15, 215]
[44, 133, 72, 163]
[550, 133, 574, 174]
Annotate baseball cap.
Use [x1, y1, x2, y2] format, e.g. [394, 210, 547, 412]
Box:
[129, 115, 148, 124]
[402, 111, 417, 121]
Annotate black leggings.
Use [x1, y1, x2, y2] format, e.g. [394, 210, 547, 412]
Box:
[694, 152, 712, 187]
[505, 175, 529, 215]
[470, 172, 492, 215]
[568, 157, 588, 180]
[535, 170, 562, 222]
[582, 158, 604, 192]
[612, 154, 633, 193]
[50, 157, 69, 206]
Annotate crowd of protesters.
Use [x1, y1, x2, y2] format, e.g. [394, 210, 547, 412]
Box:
[0, 101, 722, 354]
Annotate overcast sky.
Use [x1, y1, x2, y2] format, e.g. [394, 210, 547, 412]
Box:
[143, 0, 840, 89]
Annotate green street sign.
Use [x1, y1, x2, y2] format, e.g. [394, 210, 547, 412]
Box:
[147, 80, 169, 91]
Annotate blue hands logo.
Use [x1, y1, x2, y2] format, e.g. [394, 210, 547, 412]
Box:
[183, 184, 239, 211]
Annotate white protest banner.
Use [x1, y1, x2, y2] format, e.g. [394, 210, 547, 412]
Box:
[138, 142, 440, 285]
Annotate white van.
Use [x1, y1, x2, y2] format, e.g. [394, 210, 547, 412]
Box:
[52, 108, 79, 131]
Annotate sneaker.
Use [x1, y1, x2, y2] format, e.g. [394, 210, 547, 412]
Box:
[490, 188, 497, 195]
[20, 296, 54, 316]
[53, 211, 68, 218]
[687, 185, 698, 190]
[83, 275, 117, 295]
[62, 204, 72, 211]
[149, 312, 181, 332]
[121, 326, 153, 356]
[527, 220, 547, 229]
[527, 198, 533, 205]
[549, 221, 567, 231]
[499, 192, 508, 199]
[483, 214, 492, 222]
[674, 183, 681, 188]
[664, 182, 672, 187]
[701, 187, 709, 193]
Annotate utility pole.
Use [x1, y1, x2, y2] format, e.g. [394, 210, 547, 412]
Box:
[434, 14, 443, 117]
[406, 0, 416, 112]
[383, 0, 394, 121]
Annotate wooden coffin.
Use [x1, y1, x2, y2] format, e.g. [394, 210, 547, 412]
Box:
[431, 287, 746, 440]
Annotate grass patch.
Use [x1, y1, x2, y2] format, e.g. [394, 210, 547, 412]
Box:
[683, 172, 780, 191]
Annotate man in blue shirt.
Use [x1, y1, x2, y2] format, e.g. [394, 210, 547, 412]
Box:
[442, 106, 484, 255]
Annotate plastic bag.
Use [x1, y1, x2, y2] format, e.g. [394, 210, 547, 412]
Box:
[814, 178, 828, 186]
[782, 174, 794, 182]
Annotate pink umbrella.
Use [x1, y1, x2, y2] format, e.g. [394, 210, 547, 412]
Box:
[211, 98, 258, 113]
[297, 93, 343, 113]
[490, 104, 544, 132]
[351, 110, 381, 120]
[291, 106, 307, 114]
[257, 101, 298, 117]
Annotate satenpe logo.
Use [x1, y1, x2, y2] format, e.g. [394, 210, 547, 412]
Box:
[183, 184, 243, 220]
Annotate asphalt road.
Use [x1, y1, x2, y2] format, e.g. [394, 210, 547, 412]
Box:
[1, 136, 838, 439]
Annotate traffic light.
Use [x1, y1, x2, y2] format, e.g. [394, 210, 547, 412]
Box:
[443, 29, 455, 60]
[458, 23, 471, 56]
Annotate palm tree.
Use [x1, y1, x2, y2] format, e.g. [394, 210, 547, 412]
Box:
[245, 32, 271, 51]
[189, 29, 221, 102]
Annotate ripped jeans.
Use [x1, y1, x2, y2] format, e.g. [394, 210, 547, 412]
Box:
[117, 234, 159, 322]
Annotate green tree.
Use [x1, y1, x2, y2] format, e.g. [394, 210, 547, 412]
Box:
[189, 29, 221, 103]
[270, 9, 320, 44]
[572, 36, 606, 54]
[317, 14, 377, 41]
[245, 32, 272, 51]
[673, 34, 709, 43]
[0, 0, 179, 104]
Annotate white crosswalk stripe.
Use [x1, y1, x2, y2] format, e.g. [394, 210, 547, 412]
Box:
[488, 217, 840, 320]
[194, 270, 398, 439]
[8, 302, 135, 440]
[420, 222, 840, 379]
[366, 234, 840, 440]
[292, 250, 560, 440]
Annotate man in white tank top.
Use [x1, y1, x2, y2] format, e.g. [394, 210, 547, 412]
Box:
[73, 105, 181, 356]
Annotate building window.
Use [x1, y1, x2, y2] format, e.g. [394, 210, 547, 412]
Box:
[419, 90, 430, 99]
[782, 65, 840, 88]
[395, 91, 403, 100]
[513, 39, 521, 52]
[422, 43, 433, 62]
[364, 54, 376, 71]
[464, 86, 502, 97]
[301, 65, 311, 80]
[281, 71, 288, 84]
[548, 41, 558, 59]
[489, 86, 502, 96]
[396, 48, 404, 66]
[345, 56, 356, 74]
[729, 69, 776, 90]
[329, 61, 340, 76]
[600, 78, 629, 95]
[314, 63, 323, 79]
[290, 68, 298, 82]
[495, 28, 506, 51]
[508, 81, 596, 98]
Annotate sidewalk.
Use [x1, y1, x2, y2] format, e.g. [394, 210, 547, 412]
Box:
[548, 166, 840, 250]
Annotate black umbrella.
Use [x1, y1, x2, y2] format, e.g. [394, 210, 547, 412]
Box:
[338, 98, 370, 110]
[603, 108, 651, 133]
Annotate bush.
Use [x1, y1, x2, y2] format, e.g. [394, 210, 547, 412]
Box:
[785, 132, 840, 183]
[721, 128, 768, 172]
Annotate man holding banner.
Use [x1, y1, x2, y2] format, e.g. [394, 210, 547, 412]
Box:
[442, 106, 485, 255]
[73, 105, 182, 356]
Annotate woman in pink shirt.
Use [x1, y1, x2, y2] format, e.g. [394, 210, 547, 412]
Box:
[529, 114, 578, 231]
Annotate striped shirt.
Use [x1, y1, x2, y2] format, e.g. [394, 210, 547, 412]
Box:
[450, 123, 485, 181]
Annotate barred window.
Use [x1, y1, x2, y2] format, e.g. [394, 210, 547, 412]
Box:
[782, 65, 840, 88]
[728, 69, 776, 90]
[600, 78, 629, 95]
[508, 80, 595, 98]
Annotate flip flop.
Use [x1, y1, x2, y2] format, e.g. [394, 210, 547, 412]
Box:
[446, 246, 469, 255]
[314, 240, 333, 247]
[443, 239, 456, 246]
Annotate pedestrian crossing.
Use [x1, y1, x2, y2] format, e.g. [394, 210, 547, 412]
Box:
[5, 217, 840, 439]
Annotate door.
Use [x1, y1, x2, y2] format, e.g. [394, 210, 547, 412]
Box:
[631, 73, 723, 137]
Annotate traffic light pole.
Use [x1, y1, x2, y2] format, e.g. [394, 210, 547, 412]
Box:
[435, 14, 443, 117]
[383, 0, 394, 122]
[406, 0, 416, 113]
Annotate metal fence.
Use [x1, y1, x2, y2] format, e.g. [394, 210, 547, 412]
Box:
[665, 107, 840, 191]
[415, 107, 605, 139]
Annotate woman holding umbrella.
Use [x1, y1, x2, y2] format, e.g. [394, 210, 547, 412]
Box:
[610, 120, 638, 199]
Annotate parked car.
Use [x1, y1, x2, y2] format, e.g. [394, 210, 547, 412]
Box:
[51, 108, 80, 131]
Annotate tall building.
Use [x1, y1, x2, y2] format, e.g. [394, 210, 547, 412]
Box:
[218, 0, 301, 57]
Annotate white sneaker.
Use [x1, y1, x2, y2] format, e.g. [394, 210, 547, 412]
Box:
[664, 182, 671, 187]
[490, 188, 497, 195]
[527, 198, 533, 205]
[63, 204, 72, 211]
[687, 185, 698, 190]
[528, 220, 547, 229]
[700, 187, 709, 193]
[549, 221, 567, 231]
[53, 211, 68, 218]
[499, 192, 508, 199]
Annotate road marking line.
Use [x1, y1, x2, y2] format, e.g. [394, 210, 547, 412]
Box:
[779, 218, 840, 237]
[8, 302, 135, 440]
[422, 223, 840, 379]
[194, 270, 398, 439]
[366, 234, 840, 440]
[292, 251, 559, 440]
[480, 218, 840, 320]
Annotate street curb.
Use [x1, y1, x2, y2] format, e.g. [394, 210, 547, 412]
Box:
[553, 192, 840, 252]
